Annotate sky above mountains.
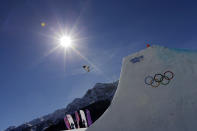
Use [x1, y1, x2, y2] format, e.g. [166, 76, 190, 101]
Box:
[1, 0, 197, 130]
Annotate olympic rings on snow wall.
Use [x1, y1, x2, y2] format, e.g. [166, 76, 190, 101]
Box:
[145, 71, 174, 88]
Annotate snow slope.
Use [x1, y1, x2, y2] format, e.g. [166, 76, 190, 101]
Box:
[87, 45, 197, 131]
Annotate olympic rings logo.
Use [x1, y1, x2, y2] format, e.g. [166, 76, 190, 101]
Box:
[145, 71, 174, 88]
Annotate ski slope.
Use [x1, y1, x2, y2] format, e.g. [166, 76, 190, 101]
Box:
[87, 45, 197, 131]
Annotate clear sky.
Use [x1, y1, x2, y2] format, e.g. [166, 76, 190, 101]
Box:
[1, 0, 197, 130]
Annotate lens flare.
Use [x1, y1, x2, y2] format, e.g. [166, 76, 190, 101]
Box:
[41, 22, 46, 27]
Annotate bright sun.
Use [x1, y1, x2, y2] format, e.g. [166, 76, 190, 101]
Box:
[59, 36, 72, 48]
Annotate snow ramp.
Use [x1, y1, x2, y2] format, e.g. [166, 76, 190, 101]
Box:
[87, 45, 197, 131]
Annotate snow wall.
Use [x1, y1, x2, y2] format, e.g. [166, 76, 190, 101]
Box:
[87, 45, 197, 131]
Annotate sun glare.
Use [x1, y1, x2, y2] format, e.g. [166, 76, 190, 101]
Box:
[59, 36, 72, 48]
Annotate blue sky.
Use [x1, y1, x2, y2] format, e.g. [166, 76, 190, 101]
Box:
[1, 0, 197, 130]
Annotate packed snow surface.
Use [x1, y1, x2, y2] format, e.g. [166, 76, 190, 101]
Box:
[87, 45, 197, 131]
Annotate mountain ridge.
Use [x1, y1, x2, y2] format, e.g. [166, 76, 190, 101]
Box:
[5, 81, 118, 131]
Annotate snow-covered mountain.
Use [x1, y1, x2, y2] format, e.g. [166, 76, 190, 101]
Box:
[5, 81, 118, 131]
